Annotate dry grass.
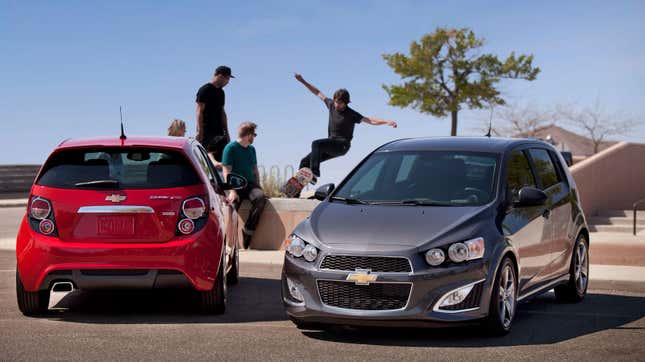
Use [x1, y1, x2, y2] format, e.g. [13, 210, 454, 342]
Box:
[260, 172, 286, 198]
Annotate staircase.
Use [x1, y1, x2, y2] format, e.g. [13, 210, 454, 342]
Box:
[588, 209, 645, 234]
[0, 165, 40, 194]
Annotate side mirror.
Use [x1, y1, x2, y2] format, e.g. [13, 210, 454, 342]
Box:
[514, 186, 547, 207]
[222, 173, 247, 191]
[314, 183, 335, 201]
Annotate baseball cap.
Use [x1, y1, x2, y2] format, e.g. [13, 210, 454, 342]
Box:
[214, 65, 235, 78]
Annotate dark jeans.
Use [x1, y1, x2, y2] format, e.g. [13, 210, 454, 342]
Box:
[299, 138, 351, 176]
[232, 182, 267, 236]
[201, 135, 228, 162]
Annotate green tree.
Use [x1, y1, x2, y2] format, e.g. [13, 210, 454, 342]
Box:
[383, 28, 540, 136]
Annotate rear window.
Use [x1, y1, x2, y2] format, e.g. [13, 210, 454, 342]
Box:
[37, 148, 201, 189]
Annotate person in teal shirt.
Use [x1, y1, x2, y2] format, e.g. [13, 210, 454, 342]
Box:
[222, 122, 266, 249]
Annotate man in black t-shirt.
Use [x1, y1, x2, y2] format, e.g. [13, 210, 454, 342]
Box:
[196, 66, 235, 167]
[294, 73, 398, 179]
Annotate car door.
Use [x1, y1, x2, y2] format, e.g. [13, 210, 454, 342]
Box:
[526, 148, 572, 282]
[501, 148, 546, 293]
[194, 144, 238, 263]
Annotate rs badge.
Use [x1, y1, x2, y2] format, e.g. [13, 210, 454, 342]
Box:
[346, 269, 377, 286]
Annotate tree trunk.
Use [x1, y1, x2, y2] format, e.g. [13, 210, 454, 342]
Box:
[450, 111, 458, 136]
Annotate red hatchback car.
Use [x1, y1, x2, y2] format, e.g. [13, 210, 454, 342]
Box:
[16, 136, 247, 315]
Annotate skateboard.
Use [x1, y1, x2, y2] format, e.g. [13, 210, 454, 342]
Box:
[281, 167, 315, 198]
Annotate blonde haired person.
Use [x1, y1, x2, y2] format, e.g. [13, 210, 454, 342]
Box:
[168, 119, 186, 137]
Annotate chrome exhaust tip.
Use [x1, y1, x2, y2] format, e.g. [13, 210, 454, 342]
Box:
[49, 281, 75, 310]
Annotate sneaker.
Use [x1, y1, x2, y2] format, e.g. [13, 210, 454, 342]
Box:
[243, 232, 253, 249]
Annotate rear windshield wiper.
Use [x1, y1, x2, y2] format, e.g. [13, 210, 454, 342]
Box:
[330, 196, 370, 205]
[371, 199, 453, 206]
[74, 179, 120, 188]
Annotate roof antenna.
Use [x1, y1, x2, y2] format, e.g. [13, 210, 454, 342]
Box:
[485, 104, 494, 138]
[119, 106, 127, 143]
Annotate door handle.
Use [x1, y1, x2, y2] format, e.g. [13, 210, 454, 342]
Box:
[542, 209, 551, 219]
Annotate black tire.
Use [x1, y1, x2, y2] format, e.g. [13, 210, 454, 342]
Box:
[484, 257, 517, 336]
[200, 255, 227, 314]
[555, 234, 589, 303]
[16, 269, 49, 316]
[226, 243, 239, 286]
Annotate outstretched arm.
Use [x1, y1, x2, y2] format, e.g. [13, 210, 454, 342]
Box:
[362, 117, 398, 128]
[294, 73, 326, 101]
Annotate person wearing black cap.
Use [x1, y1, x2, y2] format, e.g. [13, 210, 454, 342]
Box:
[196, 66, 235, 167]
[294, 73, 398, 180]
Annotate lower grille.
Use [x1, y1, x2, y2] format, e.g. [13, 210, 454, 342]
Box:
[317, 280, 411, 310]
[439, 281, 484, 311]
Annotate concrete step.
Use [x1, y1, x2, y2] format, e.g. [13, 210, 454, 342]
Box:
[588, 216, 645, 226]
[589, 224, 645, 233]
[597, 209, 645, 218]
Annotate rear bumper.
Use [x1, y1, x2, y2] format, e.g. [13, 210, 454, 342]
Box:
[16, 217, 224, 292]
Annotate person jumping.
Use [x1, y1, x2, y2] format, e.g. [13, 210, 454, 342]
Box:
[294, 73, 398, 181]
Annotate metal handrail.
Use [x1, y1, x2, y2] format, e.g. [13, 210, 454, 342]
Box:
[634, 198, 645, 236]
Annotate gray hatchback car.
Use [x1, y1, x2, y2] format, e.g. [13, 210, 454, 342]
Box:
[282, 137, 589, 334]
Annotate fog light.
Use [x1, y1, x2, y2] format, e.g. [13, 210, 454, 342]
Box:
[436, 283, 475, 310]
[448, 243, 469, 263]
[178, 218, 195, 235]
[303, 244, 318, 262]
[286, 277, 304, 302]
[39, 219, 55, 235]
[425, 248, 445, 266]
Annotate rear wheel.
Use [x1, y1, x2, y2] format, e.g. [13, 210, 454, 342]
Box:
[484, 257, 517, 335]
[200, 255, 227, 314]
[16, 269, 49, 316]
[555, 235, 589, 303]
[226, 243, 239, 286]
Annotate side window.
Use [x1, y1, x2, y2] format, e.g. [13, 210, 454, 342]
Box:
[505, 150, 536, 199]
[528, 148, 560, 189]
[193, 146, 216, 184]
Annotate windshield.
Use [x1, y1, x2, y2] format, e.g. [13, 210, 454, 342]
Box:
[333, 151, 498, 206]
[37, 148, 201, 189]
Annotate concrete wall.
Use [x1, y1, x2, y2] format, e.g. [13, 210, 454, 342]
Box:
[237, 199, 319, 250]
[570, 142, 645, 217]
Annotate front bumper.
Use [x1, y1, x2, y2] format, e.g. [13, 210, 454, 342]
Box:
[15, 217, 224, 292]
[282, 252, 494, 327]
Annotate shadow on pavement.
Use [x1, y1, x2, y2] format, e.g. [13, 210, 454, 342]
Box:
[45, 276, 288, 324]
[301, 292, 645, 347]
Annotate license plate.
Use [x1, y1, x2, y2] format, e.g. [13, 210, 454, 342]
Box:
[97, 216, 135, 236]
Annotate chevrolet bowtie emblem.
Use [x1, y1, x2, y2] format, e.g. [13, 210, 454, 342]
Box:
[346, 269, 377, 285]
[105, 194, 126, 203]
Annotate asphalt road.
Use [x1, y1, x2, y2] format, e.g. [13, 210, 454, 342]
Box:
[0, 250, 644, 361]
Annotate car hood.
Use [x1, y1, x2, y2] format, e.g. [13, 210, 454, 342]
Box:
[299, 201, 491, 250]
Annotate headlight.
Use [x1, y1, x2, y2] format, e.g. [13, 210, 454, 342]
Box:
[303, 244, 318, 262]
[426, 237, 485, 266]
[286, 235, 319, 262]
[425, 248, 445, 266]
[448, 243, 469, 263]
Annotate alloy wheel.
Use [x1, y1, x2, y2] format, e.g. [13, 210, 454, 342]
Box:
[498, 264, 516, 329]
[574, 242, 589, 294]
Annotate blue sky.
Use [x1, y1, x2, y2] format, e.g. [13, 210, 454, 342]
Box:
[1, 0, 644, 185]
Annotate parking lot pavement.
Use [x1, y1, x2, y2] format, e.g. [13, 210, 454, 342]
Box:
[1, 250, 645, 361]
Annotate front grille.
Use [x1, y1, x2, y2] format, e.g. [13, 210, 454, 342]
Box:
[320, 255, 412, 273]
[439, 281, 484, 311]
[317, 280, 411, 310]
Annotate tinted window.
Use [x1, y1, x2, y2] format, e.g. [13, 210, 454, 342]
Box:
[335, 151, 498, 206]
[528, 148, 560, 189]
[505, 150, 536, 201]
[38, 148, 201, 189]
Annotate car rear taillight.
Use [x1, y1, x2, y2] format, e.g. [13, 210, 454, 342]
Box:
[28, 196, 58, 236]
[182, 197, 206, 220]
[39, 219, 55, 235]
[30, 198, 51, 220]
[176, 196, 208, 236]
[178, 218, 195, 235]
